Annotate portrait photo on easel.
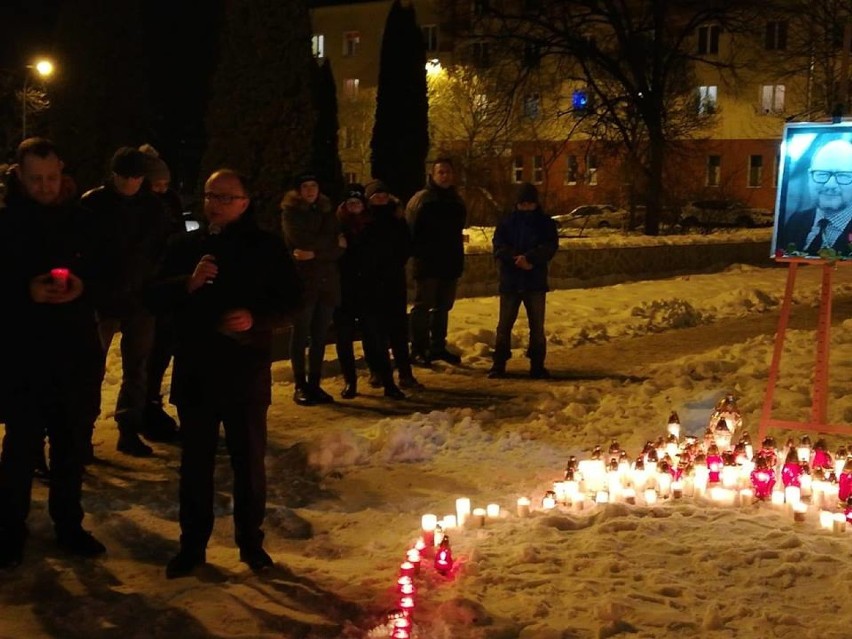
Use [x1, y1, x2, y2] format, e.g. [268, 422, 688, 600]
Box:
[772, 121, 852, 261]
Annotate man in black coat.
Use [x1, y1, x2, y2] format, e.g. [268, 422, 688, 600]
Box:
[149, 169, 302, 578]
[489, 183, 558, 379]
[405, 158, 467, 366]
[80, 147, 172, 457]
[0, 138, 106, 569]
[777, 139, 852, 257]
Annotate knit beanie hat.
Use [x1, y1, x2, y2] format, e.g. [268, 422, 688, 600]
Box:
[138, 144, 171, 183]
[110, 146, 148, 178]
[364, 179, 390, 200]
[515, 182, 539, 205]
[294, 170, 319, 189]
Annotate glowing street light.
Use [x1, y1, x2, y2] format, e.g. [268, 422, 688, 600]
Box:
[22, 58, 55, 139]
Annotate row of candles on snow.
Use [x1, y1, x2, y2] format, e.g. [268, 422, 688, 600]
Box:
[371, 498, 501, 637]
[534, 396, 852, 531]
[370, 395, 852, 635]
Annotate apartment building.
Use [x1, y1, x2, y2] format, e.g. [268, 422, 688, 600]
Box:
[310, 1, 850, 215]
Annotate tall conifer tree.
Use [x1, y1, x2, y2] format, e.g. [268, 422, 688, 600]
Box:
[310, 57, 345, 203]
[370, 0, 429, 204]
[202, 0, 315, 231]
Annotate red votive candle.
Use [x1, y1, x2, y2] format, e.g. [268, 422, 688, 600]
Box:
[51, 267, 70, 290]
[405, 548, 421, 574]
[399, 595, 415, 613]
[399, 561, 415, 578]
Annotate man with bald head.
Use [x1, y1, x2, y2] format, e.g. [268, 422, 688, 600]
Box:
[779, 138, 852, 256]
[149, 169, 301, 578]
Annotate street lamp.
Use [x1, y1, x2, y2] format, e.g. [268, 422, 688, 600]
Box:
[22, 58, 55, 139]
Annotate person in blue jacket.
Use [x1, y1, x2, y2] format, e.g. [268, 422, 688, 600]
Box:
[489, 182, 558, 379]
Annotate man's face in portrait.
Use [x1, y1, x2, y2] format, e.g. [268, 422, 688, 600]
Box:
[809, 140, 852, 214]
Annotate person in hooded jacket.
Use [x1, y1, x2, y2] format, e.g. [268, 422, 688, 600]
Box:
[147, 169, 302, 578]
[0, 138, 106, 569]
[280, 172, 343, 406]
[489, 182, 558, 379]
[334, 183, 406, 400]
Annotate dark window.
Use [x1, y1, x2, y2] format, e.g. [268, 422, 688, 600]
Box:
[765, 21, 788, 50]
[697, 25, 720, 55]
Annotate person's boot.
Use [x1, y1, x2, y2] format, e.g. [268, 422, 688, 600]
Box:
[166, 547, 207, 579]
[383, 383, 406, 400]
[56, 528, 106, 558]
[308, 375, 334, 404]
[293, 384, 316, 406]
[398, 374, 424, 390]
[141, 400, 179, 443]
[239, 546, 273, 572]
[488, 362, 507, 379]
[341, 378, 358, 399]
[116, 418, 153, 457]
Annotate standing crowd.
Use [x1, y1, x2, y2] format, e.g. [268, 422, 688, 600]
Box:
[0, 138, 558, 577]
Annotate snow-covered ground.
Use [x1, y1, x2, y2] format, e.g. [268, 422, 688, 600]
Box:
[3, 231, 852, 639]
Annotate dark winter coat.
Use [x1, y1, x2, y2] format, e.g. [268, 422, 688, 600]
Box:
[79, 182, 172, 319]
[147, 213, 302, 408]
[0, 187, 104, 422]
[405, 177, 467, 280]
[280, 191, 342, 307]
[337, 200, 411, 313]
[492, 206, 559, 294]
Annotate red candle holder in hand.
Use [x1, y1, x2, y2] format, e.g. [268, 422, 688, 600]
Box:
[51, 268, 70, 291]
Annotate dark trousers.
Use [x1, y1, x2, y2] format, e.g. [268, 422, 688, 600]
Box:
[335, 306, 393, 386]
[409, 277, 457, 356]
[98, 309, 156, 428]
[290, 300, 335, 386]
[0, 394, 91, 538]
[175, 401, 268, 553]
[146, 313, 176, 405]
[493, 291, 547, 369]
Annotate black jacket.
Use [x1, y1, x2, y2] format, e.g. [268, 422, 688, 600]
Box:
[80, 182, 171, 318]
[0, 189, 103, 421]
[338, 201, 411, 313]
[148, 213, 302, 408]
[493, 206, 559, 293]
[405, 178, 467, 280]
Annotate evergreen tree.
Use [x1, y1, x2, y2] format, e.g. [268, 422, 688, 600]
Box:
[370, 0, 429, 204]
[51, 0, 153, 191]
[202, 0, 315, 232]
[310, 57, 345, 203]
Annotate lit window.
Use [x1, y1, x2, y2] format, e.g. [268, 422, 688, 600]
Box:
[312, 34, 325, 58]
[533, 155, 544, 184]
[564, 155, 579, 185]
[706, 155, 721, 187]
[343, 78, 360, 98]
[697, 25, 720, 55]
[586, 155, 597, 186]
[765, 21, 787, 50]
[512, 156, 524, 183]
[698, 85, 717, 115]
[760, 84, 785, 114]
[343, 31, 360, 57]
[748, 155, 763, 188]
[422, 25, 438, 52]
[523, 93, 541, 119]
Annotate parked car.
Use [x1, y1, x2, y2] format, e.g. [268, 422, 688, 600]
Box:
[679, 200, 774, 229]
[552, 204, 633, 233]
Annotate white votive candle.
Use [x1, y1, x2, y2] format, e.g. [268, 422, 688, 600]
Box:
[819, 510, 834, 530]
[595, 491, 609, 504]
[623, 487, 636, 505]
[455, 497, 471, 527]
[671, 481, 683, 499]
[442, 515, 457, 529]
[644, 488, 657, 505]
[833, 513, 847, 534]
[517, 497, 531, 518]
[486, 503, 500, 519]
[470, 507, 486, 527]
[421, 514, 437, 546]
[771, 491, 785, 507]
[793, 502, 807, 523]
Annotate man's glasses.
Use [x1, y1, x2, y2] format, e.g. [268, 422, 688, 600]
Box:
[809, 170, 852, 186]
[204, 192, 249, 204]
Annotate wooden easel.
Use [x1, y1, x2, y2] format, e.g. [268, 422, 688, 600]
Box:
[758, 258, 852, 441]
